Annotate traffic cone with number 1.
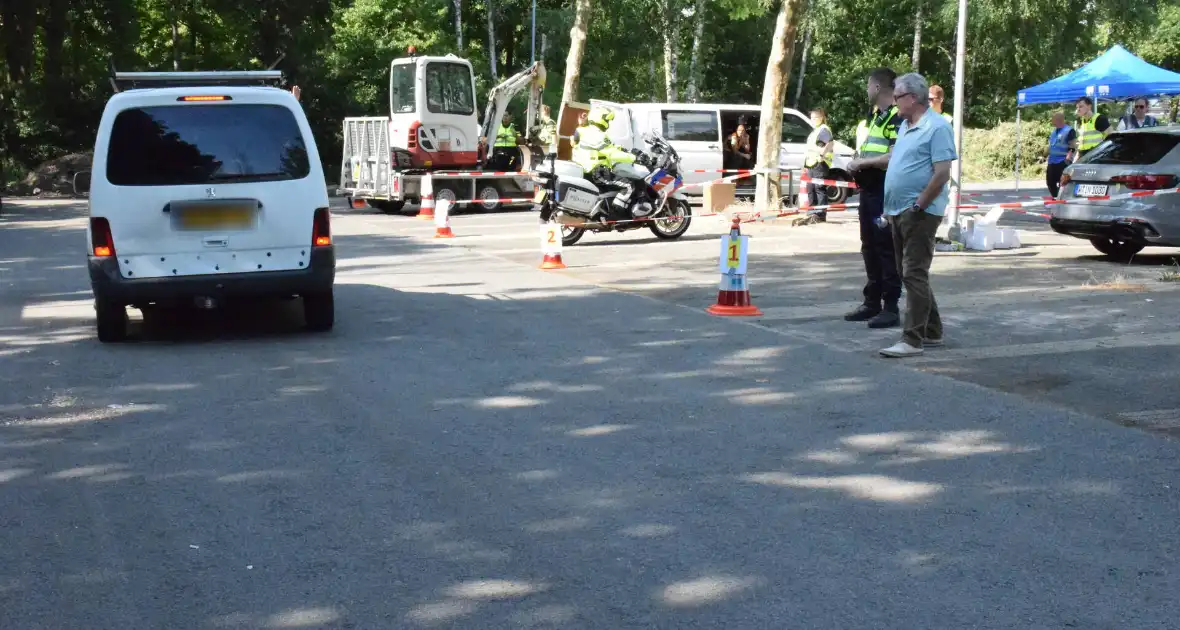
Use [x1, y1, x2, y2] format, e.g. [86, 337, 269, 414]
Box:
[706, 217, 762, 316]
[539, 222, 566, 269]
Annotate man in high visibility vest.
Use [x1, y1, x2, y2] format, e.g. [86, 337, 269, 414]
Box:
[803, 107, 835, 222]
[1046, 111, 1075, 198]
[846, 67, 903, 329]
[572, 106, 645, 218]
[491, 112, 521, 170]
[929, 85, 953, 124]
[1072, 96, 1110, 159]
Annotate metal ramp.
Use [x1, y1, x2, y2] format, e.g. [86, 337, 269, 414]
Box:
[340, 117, 393, 198]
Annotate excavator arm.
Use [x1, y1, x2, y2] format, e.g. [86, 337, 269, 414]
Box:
[478, 61, 547, 164]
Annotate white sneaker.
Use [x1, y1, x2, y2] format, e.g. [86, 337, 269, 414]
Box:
[879, 341, 924, 357]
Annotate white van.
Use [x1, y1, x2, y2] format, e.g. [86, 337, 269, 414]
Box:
[76, 70, 335, 342]
[566, 101, 858, 203]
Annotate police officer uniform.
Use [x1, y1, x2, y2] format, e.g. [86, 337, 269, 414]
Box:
[804, 121, 834, 214]
[1046, 123, 1075, 198]
[572, 108, 643, 217]
[848, 103, 902, 326]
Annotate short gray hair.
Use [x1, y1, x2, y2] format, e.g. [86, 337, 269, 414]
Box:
[896, 73, 930, 106]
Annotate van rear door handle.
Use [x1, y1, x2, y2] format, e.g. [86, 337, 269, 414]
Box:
[203, 237, 228, 248]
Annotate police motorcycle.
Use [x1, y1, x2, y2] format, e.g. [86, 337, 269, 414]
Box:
[532, 132, 692, 246]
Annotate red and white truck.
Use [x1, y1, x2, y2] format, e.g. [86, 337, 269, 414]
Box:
[338, 48, 547, 214]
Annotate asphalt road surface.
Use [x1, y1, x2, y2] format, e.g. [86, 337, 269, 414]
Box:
[2, 198, 1179, 629]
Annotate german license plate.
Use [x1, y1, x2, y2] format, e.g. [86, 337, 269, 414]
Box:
[177, 205, 255, 230]
[533, 188, 547, 203]
[1075, 183, 1108, 197]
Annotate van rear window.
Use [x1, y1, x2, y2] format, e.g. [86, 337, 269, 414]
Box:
[1081, 133, 1180, 165]
[105, 104, 310, 186]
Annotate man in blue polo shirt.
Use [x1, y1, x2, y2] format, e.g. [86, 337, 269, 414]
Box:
[879, 72, 958, 358]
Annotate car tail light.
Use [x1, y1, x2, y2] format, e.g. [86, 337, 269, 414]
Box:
[407, 120, 422, 149]
[1111, 174, 1177, 190]
[90, 217, 115, 257]
[1060, 172, 1071, 187]
[312, 208, 332, 247]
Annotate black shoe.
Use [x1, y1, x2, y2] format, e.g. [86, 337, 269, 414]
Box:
[868, 310, 900, 329]
[844, 304, 880, 321]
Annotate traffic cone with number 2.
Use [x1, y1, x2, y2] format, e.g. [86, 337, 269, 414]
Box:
[706, 217, 762, 316]
[539, 222, 566, 269]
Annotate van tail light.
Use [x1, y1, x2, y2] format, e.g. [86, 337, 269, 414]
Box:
[1111, 174, 1177, 190]
[312, 207, 332, 247]
[1060, 173, 1071, 187]
[407, 120, 422, 149]
[90, 217, 115, 257]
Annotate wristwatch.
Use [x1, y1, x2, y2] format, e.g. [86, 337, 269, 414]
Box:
[910, 202, 925, 213]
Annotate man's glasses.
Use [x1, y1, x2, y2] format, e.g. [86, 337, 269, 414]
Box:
[1136, 104, 1147, 110]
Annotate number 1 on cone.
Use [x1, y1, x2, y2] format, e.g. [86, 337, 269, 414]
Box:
[719, 234, 748, 275]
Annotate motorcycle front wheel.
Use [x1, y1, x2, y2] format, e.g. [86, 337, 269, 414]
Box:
[561, 224, 586, 246]
[649, 199, 692, 240]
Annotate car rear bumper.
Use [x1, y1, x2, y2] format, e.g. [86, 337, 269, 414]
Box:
[1049, 217, 1171, 246]
[89, 246, 335, 305]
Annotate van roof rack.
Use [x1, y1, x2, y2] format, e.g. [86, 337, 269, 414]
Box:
[108, 60, 284, 92]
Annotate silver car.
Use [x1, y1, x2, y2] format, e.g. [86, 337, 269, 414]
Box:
[1050, 126, 1180, 260]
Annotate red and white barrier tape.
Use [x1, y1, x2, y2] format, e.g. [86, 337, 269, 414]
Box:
[798, 174, 859, 190]
[445, 197, 535, 205]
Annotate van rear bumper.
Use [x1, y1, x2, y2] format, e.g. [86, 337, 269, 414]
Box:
[89, 247, 335, 305]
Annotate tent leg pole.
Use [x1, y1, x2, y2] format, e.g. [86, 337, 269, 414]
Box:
[1015, 109, 1021, 191]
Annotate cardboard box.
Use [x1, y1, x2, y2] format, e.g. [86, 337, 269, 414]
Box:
[703, 180, 736, 213]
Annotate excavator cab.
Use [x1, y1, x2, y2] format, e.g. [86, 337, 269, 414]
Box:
[383, 47, 546, 170]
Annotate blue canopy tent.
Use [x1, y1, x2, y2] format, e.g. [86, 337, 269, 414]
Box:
[1011, 45, 1180, 186]
[1017, 44, 1180, 106]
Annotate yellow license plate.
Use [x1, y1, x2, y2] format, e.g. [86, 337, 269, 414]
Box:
[179, 206, 254, 230]
[533, 188, 547, 203]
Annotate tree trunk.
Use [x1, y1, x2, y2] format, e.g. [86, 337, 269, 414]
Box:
[754, 0, 804, 212]
[684, 0, 706, 102]
[486, 0, 498, 78]
[911, 1, 923, 71]
[792, 25, 811, 108]
[171, 0, 181, 70]
[453, 0, 464, 49]
[662, 0, 680, 102]
[560, 0, 591, 105]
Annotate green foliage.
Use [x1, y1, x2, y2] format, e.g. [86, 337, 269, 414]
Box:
[0, 0, 1172, 189]
[960, 119, 1053, 183]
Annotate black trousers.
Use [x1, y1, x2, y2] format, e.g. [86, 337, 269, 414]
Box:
[857, 186, 901, 310]
[807, 163, 830, 209]
[1046, 161, 1067, 198]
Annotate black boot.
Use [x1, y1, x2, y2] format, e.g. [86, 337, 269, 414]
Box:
[844, 304, 880, 322]
[868, 306, 900, 329]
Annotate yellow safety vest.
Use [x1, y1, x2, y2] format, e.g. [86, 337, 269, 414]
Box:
[855, 120, 870, 154]
[1076, 116, 1102, 152]
[942, 112, 953, 124]
[571, 124, 635, 173]
[495, 123, 517, 147]
[804, 123, 834, 168]
[859, 105, 899, 155]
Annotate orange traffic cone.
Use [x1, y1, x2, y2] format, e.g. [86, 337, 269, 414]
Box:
[539, 222, 566, 269]
[706, 217, 762, 316]
[433, 199, 455, 238]
[416, 174, 435, 221]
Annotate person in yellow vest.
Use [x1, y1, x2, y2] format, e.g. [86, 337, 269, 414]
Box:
[531, 104, 559, 155]
[572, 106, 647, 218]
[928, 85, 953, 124]
[846, 67, 903, 329]
[803, 108, 835, 223]
[491, 112, 521, 170]
[1071, 96, 1111, 160]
